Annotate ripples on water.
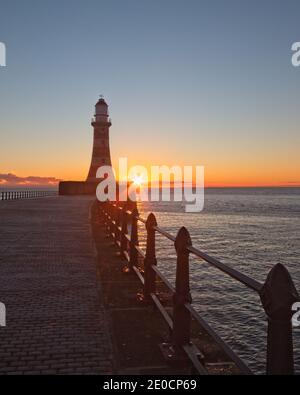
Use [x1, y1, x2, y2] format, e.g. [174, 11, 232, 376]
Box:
[137, 187, 300, 374]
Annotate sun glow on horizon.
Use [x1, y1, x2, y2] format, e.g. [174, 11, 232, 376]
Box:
[131, 174, 145, 187]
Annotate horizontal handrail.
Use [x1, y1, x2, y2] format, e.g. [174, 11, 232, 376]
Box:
[184, 303, 252, 374]
[188, 246, 263, 292]
[153, 226, 176, 242]
[111, 202, 262, 293]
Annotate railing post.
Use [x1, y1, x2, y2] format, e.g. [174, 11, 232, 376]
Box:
[115, 204, 122, 246]
[129, 207, 139, 270]
[260, 263, 299, 375]
[120, 204, 128, 255]
[108, 203, 115, 239]
[110, 202, 115, 235]
[172, 226, 192, 347]
[143, 213, 157, 302]
[105, 202, 112, 237]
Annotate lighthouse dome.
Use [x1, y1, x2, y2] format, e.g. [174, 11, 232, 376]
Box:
[96, 98, 108, 107]
[95, 97, 109, 122]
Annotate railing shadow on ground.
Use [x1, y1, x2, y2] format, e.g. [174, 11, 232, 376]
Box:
[96, 200, 299, 375]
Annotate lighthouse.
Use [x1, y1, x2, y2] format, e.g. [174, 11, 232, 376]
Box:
[59, 97, 113, 195]
[86, 97, 112, 182]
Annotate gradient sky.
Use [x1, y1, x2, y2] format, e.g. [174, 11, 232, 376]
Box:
[0, 0, 300, 186]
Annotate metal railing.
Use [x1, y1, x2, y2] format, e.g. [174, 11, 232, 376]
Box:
[0, 190, 58, 201]
[97, 200, 299, 375]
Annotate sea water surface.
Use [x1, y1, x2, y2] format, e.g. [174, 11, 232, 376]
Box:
[137, 187, 300, 374]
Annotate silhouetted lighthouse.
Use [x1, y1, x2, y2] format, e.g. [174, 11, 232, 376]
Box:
[86, 97, 112, 182]
[59, 97, 113, 195]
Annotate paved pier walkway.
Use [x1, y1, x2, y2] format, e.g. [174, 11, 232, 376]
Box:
[0, 196, 113, 374]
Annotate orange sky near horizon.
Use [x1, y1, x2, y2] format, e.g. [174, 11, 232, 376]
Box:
[2, 155, 299, 187]
[1, 111, 299, 188]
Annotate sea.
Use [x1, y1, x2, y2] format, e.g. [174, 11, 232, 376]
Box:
[136, 187, 300, 374]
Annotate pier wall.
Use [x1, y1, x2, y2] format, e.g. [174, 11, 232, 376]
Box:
[59, 181, 97, 195]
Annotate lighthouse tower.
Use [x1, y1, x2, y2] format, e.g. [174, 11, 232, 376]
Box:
[58, 97, 112, 195]
[86, 97, 112, 182]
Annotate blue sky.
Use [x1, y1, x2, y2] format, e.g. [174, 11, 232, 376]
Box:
[0, 0, 300, 185]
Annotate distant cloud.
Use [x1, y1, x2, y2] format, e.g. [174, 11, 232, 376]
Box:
[0, 173, 61, 186]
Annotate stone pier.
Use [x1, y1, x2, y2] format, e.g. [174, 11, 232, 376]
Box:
[0, 196, 113, 375]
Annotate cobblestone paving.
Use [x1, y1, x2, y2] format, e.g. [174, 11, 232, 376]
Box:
[0, 196, 113, 374]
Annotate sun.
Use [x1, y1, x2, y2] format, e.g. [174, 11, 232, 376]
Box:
[131, 174, 144, 187]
